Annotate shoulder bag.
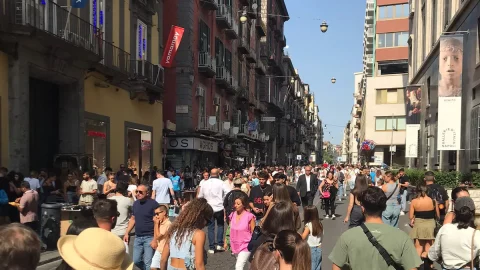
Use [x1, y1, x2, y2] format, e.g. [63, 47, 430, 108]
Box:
[360, 223, 403, 270]
[385, 184, 399, 201]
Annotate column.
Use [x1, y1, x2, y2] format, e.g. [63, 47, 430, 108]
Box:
[58, 80, 85, 154]
[8, 57, 29, 173]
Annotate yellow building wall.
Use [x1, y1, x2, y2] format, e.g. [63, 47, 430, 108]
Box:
[112, 0, 119, 46]
[84, 75, 163, 169]
[124, 1, 131, 56]
[0, 52, 8, 167]
[151, 13, 159, 65]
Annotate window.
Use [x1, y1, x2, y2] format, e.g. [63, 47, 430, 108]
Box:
[432, 0, 437, 46]
[85, 117, 108, 171]
[126, 126, 152, 177]
[215, 38, 224, 66]
[137, 20, 148, 60]
[376, 89, 405, 104]
[377, 61, 408, 75]
[198, 85, 206, 127]
[91, 0, 105, 33]
[375, 116, 407, 131]
[378, 4, 409, 19]
[225, 50, 232, 73]
[378, 32, 408, 48]
[444, 0, 450, 28]
[199, 21, 210, 52]
[470, 106, 480, 162]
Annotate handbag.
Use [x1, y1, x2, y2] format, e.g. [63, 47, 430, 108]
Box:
[360, 224, 404, 270]
[322, 190, 331, 198]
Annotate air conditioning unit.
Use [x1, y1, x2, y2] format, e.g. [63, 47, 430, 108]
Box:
[224, 104, 230, 112]
[213, 97, 221, 106]
[195, 87, 205, 97]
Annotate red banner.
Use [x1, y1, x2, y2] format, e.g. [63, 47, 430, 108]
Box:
[161, 25, 185, 67]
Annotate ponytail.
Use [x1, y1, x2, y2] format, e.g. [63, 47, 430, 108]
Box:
[291, 238, 311, 270]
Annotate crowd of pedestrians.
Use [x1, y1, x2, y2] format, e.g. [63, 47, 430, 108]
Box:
[1, 163, 480, 269]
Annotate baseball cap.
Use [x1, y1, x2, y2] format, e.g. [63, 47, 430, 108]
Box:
[454, 197, 476, 212]
[233, 178, 243, 185]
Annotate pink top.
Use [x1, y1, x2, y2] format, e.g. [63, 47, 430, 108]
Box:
[229, 211, 255, 254]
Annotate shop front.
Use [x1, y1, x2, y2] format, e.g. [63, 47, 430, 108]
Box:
[165, 137, 219, 171]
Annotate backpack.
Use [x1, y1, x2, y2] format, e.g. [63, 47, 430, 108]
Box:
[339, 172, 345, 183]
[428, 187, 445, 209]
[0, 190, 8, 205]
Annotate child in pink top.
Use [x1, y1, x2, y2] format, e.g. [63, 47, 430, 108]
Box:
[228, 194, 255, 270]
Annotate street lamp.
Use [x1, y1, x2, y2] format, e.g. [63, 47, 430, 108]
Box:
[320, 21, 329, 33]
[240, 12, 248, 23]
[331, 77, 336, 84]
[290, 77, 295, 84]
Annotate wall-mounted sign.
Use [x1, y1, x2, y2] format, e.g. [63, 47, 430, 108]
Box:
[167, 137, 218, 153]
[261, 117, 275, 122]
[176, 105, 189, 114]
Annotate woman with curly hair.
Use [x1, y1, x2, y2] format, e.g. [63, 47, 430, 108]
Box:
[160, 198, 213, 270]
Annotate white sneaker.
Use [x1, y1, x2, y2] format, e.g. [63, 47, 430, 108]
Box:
[400, 211, 405, 216]
[208, 249, 215, 254]
[324, 215, 330, 219]
[338, 198, 342, 202]
[332, 214, 336, 220]
[216, 245, 225, 252]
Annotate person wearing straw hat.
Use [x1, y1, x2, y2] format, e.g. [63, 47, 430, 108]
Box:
[58, 227, 133, 270]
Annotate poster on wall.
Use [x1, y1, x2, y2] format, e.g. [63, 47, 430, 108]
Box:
[437, 35, 464, 150]
[404, 85, 422, 158]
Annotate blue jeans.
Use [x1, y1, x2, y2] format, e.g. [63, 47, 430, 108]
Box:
[382, 203, 401, 228]
[311, 246, 322, 270]
[337, 183, 344, 198]
[133, 235, 155, 270]
[400, 191, 408, 212]
[208, 210, 224, 250]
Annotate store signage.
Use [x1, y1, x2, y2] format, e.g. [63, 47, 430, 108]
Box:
[161, 26, 185, 67]
[261, 117, 275, 122]
[167, 137, 218, 153]
[87, 131, 106, 138]
[176, 105, 189, 113]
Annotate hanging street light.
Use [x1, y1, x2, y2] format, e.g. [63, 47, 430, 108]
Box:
[331, 77, 336, 84]
[320, 21, 328, 33]
[240, 11, 248, 23]
[290, 77, 295, 84]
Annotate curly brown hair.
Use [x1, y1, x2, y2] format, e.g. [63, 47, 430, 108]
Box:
[166, 198, 213, 248]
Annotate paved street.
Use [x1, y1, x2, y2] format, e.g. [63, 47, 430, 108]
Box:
[37, 189, 414, 270]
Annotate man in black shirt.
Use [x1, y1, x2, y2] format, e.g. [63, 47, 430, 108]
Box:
[425, 171, 449, 223]
[249, 171, 272, 225]
[276, 174, 301, 206]
[223, 178, 248, 225]
[396, 168, 410, 216]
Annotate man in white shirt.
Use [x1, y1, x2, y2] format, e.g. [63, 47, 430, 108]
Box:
[223, 171, 234, 193]
[24, 170, 41, 192]
[198, 168, 228, 254]
[151, 170, 176, 206]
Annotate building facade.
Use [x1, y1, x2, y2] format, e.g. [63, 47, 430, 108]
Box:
[162, 0, 319, 169]
[354, 0, 409, 167]
[0, 0, 165, 176]
[409, 0, 480, 172]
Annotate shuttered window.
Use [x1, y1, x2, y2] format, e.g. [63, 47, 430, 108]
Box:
[376, 89, 405, 104]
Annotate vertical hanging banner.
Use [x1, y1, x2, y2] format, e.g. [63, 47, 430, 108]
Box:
[161, 26, 185, 68]
[404, 85, 422, 157]
[437, 35, 464, 150]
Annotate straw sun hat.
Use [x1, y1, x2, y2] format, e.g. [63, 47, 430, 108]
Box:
[57, 228, 133, 270]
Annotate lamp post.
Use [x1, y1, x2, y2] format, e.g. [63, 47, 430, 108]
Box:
[320, 21, 328, 33]
[331, 77, 336, 84]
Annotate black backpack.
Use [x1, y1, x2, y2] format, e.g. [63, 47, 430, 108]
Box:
[428, 187, 445, 206]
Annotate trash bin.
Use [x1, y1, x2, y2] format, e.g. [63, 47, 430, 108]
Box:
[40, 203, 62, 250]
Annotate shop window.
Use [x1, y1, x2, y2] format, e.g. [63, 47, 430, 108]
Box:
[377, 61, 408, 75]
[199, 20, 210, 52]
[126, 124, 152, 177]
[85, 117, 109, 171]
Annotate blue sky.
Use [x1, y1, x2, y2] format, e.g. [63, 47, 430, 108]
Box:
[284, 0, 366, 144]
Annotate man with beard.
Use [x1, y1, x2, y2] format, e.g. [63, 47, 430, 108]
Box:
[249, 171, 272, 226]
[79, 170, 97, 206]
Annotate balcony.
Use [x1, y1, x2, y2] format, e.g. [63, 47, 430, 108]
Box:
[225, 19, 239, 40]
[236, 85, 249, 102]
[0, 0, 102, 63]
[220, 121, 232, 136]
[226, 77, 238, 95]
[198, 52, 216, 78]
[238, 124, 262, 141]
[245, 47, 256, 63]
[255, 60, 266, 75]
[355, 94, 362, 104]
[255, 16, 267, 37]
[216, 4, 232, 29]
[238, 36, 250, 55]
[198, 116, 220, 134]
[95, 41, 130, 83]
[215, 66, 231, 88]
[200, 0, 218, 10]
[129, 60, 164, 102]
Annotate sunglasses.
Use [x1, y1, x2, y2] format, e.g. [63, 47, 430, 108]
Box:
[154, 211, 165, 216]
[137, 190, 145, 195]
